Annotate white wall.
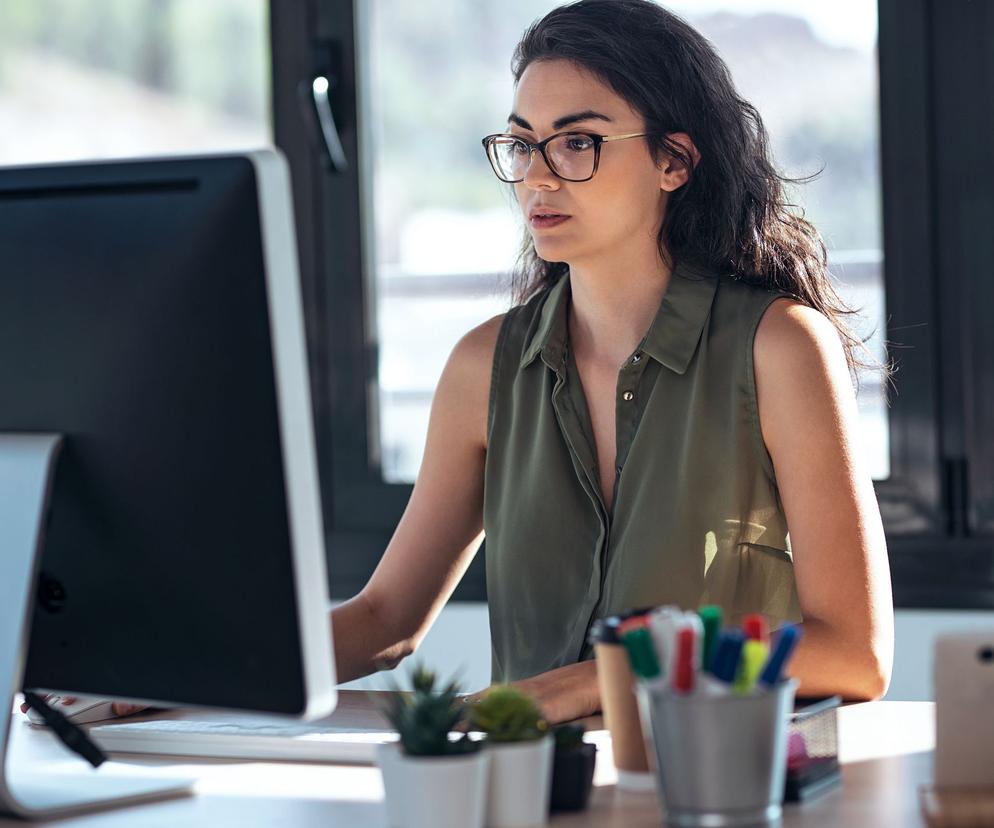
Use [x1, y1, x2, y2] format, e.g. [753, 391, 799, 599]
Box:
[888, 609, 994, 700]
[331, 602, 994, 701]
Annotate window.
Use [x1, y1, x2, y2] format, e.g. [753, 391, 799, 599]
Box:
[0, 0, 270, 165]
[365, 0, 889, 484]
[668, 2, 889, 482]
[213, 1, 992, 606]
[361, 1, 561, 483]
[15, 1, 989, 614]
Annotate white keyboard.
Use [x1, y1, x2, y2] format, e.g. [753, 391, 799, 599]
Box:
[89, 718, 398, 764]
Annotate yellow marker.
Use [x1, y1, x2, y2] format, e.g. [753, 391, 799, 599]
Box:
[733, 640, 769, 695]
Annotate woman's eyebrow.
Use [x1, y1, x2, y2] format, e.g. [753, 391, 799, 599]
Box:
[506, 109, 614, 131]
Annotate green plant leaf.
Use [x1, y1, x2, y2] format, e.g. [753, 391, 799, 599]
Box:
[467, 684, 549, 743]
[372, 660, 476, 757]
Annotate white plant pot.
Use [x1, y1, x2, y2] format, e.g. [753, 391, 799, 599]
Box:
[377, 742, 490, 828]
[485, 734, 555, 827]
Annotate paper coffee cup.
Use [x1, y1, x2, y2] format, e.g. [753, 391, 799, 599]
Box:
[590, 611, 655, 792]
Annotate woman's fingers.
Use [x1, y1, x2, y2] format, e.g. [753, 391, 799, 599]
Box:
[19, 692, 66, 713]
[19, 695, 146, 718]
[110, 703, 147, 717]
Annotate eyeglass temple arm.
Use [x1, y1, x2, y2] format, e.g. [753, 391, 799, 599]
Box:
[599, 132, 651, 143]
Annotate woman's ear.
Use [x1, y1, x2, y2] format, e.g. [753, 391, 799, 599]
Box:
[657, 132, 701, 192]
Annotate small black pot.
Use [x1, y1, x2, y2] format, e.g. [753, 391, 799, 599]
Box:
[549, 742, 597, 812]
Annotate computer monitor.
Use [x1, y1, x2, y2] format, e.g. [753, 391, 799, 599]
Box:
[0, 149, 337, 817]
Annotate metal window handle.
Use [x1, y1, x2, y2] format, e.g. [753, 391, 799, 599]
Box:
[311, 75, 348, 172]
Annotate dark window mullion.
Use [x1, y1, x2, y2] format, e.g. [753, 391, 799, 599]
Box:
[270, 0, 339, 542]
[309, 0, 376, 507]
[926, 1, 994, 536]
[271, 0, 387, 596]
[270, 0, 484, 599]
[875, 0, 944, 539]
[876, 0, 994, 609]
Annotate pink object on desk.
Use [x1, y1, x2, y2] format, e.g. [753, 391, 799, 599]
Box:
[786, 731, 810, 769]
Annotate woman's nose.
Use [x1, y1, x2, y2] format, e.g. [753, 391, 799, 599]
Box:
[522, 148, 559, 189]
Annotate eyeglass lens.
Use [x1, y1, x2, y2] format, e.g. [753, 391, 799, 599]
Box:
[490, 134, 596, 181]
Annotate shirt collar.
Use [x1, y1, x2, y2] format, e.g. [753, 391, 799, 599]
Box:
[519, 258, 720, 375]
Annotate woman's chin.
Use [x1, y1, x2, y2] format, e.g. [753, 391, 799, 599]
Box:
[531, 236, 571, 257]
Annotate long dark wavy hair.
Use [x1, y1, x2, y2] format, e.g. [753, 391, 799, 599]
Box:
[508, 0, 893, 392]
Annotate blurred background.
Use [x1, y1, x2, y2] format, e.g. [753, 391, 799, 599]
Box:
[0, 0, 888, 481]
[3, 0, 990, 701]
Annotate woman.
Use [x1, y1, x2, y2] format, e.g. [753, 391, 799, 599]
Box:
[31, 0, 894, 724]
[330, 0, 894, 722]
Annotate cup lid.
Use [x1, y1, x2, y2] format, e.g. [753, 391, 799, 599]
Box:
[588, 616, 622, 645]
[588, 606, 654, 645]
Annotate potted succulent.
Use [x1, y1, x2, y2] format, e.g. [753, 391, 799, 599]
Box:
[468, 685, 554, 827]
[374, 664, 489, 828]
[548, 723, 597, 812]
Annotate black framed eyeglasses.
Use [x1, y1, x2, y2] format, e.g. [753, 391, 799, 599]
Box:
[481, 130, 652, 183]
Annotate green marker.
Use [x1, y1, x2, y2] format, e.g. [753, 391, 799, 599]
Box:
[697, 605, 722, 673]
[733, 639, 769, 695]
[620, 625, 661, 680]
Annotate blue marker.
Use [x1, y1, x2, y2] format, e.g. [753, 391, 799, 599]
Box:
[758, 624, 803, 688]
[711, 629, 746, 684]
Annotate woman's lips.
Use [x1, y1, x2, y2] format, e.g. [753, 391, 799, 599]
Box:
[530, 214, 571, 229]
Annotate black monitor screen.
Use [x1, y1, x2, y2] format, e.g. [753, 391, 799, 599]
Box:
[0, 156, 308, 714]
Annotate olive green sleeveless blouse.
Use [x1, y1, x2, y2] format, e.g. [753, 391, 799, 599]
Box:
[483, 258, 804, 683]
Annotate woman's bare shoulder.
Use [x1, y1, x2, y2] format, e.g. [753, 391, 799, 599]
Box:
[436, 313, 507, 450]
[452, 312, 507, 366]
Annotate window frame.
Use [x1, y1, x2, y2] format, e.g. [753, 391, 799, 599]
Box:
[270, 0, 994, 607]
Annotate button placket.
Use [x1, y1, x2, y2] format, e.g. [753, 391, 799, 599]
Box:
[620, 353, 646, 403]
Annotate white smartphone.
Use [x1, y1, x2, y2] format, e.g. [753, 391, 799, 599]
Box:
[933, 629, 994, 787]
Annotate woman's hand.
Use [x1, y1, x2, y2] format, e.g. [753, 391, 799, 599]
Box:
[463, 661, 602, 727]
[19, 693, 147, 718]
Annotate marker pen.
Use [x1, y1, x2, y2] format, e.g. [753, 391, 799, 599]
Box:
[619, 618, 661, 680]
[758, 624, 803, 688]
[647, 605, 682, 682]
[671, 625, 697, 693]
[697, 604, 723, 673]
[681, 611, 704, 675]
[710, 628, 746, 686]
[618, 615, 649, 635]
[742, 613, 769, 644]
[732, 639, 769, 695]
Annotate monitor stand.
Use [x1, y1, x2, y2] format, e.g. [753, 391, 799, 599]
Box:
[0, 434, 194, 819]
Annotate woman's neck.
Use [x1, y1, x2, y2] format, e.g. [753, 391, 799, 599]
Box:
[566, 252, 674, 370]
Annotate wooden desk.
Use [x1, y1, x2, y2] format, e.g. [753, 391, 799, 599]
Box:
[2, 693, 935, 826]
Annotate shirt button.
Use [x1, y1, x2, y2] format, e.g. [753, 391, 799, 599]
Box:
[632, 353, 642, 363]
[622, 391, 635, 402]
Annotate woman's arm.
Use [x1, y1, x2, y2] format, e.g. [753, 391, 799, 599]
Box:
[753, 298, 894, 701]
[330, 314, 504, 685]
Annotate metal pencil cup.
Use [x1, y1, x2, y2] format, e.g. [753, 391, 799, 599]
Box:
[636, 677, 798, 828]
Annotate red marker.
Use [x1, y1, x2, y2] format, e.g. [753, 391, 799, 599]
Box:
[672, 626, 697, 693]
[743, 613, 768, 644]
[618, 615, 649, 636]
